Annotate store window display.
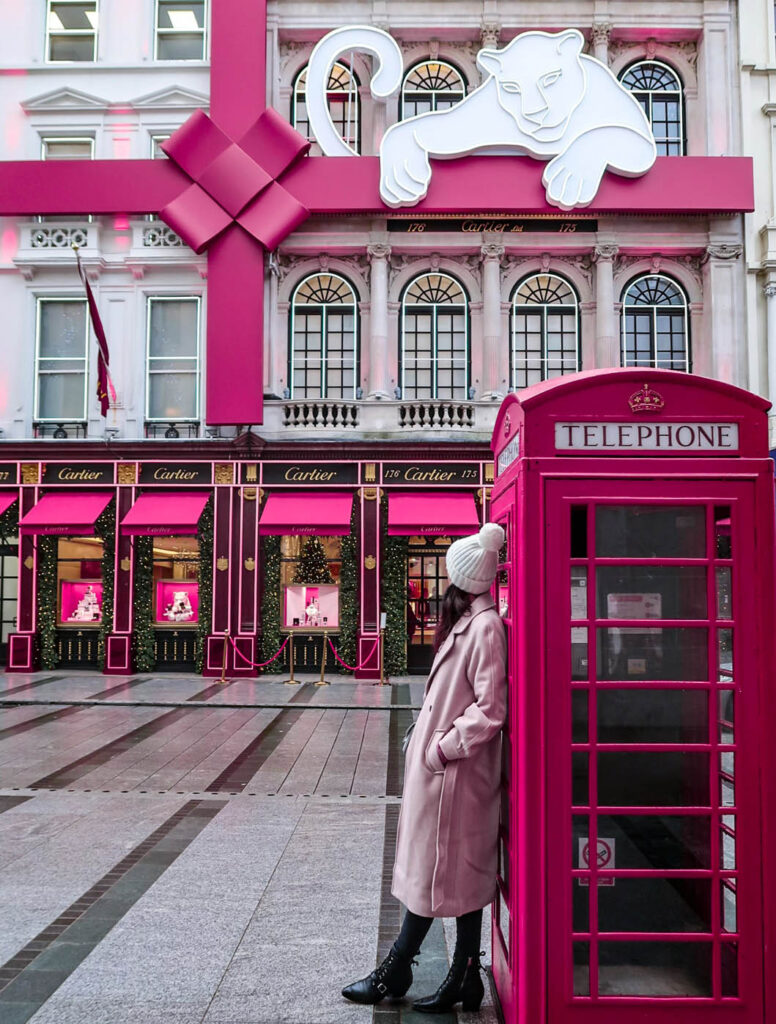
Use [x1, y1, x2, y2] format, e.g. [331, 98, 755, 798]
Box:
[280, 535, 341, 629]
[152, 536, 200, 626]
[57, 537, 103, 626]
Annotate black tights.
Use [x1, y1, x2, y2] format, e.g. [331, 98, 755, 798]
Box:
[392, 907, 483, 960]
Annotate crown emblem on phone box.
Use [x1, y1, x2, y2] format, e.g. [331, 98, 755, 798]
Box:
[629, 384, 665, 414]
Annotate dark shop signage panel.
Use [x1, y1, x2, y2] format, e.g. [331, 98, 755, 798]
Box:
[0, 464, 18, 485]
[387, 218, 597, 234]
[138, 463, 212, 484]
[42, 463, 114, 485]
[382, 463, 480, 485]
[260, 463, 359, 485]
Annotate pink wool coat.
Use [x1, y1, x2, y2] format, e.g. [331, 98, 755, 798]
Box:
[391, 591, 508, 917]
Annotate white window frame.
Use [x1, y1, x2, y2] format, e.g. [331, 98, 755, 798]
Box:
[150, 133, 172, 158]
[400, 273, 470, 401]
[40, 135, 95, 160]
[154, 0, 208, 61]
[510, 273, 580, 390]
[145, 295, 202, 422]
[400, 60, 467, 120]
[45, 0, 99, 63]
[289, 274, 358, 400]
[619, 59, 685, 156]
[34, 297, 89, 423]
[620, 273, 690, 372]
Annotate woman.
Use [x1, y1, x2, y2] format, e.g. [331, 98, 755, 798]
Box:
[342, 522, 507, 1013]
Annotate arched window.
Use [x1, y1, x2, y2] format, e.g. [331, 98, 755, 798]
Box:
[400, 60, 466, 119]
[621, 274, 690, 371]
[290, 274, 358, 399]
[400, 273, 469, 400]
[292, 62, 360, 153]
[619, 60, 685, 155]
[510, 274, 580, 389]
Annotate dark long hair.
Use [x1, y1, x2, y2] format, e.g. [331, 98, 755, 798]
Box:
[433, 584, 473, 654]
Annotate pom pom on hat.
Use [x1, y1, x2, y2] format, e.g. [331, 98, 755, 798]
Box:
[445, 521, 506, 595]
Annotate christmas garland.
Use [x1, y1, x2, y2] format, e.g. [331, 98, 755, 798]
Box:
[380, 494, 407, 676]
[132, 536, 154, 673]
[96, 502, 115, 671]
[337, 501, 359, 672]
[195, 497, 214, 674]
[260, 532, 282, 672]
[0, 499, 18, 544]
[37, 535, 58, 671]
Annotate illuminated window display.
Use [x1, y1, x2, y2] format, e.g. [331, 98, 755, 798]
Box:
[56, 536, 103, 626]
[280, 535, 341, 630]
[152, 536, 199, 627]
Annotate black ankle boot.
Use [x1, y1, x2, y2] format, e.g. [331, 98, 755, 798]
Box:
[341, 945, 418, 1004]
[412, 948, 485, 1013]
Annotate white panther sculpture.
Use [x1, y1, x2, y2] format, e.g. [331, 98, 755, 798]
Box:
[306, 26, 657, 211]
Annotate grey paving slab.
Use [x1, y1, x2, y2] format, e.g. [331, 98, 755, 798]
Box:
[277, 709, 346, 794]
[28, 998, 199, 1024]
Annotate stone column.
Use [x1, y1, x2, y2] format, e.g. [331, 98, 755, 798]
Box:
[367, 244, 391, 399]
[594, 244, 619, 368]
[591, 23, 611, 65]
[703, 243, 744, 385]
[481, 243, 505, 398]
[764, 282, 776, 406]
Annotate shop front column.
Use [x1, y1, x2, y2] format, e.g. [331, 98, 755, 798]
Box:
[367, 244, 392, 399]
[105, 483, 134, 674]
[591, 22, 611, 64]
[703, 243, 744, 385]
[357, 486, 381, 679]
[7, 484, 36, 671]
[204, 484, 234, 676]
[594, 244, 619, 368]
[481, 243, 505, 399]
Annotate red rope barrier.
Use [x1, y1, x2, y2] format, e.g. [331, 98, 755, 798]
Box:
[227, 634, 290, 669]
[327, 635, 380, 672]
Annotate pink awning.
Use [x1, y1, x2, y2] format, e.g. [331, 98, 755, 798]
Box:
[388, 491, 480, 536]
[121, 492, 210, 535]
[19, 492, 112, 535]
[259, 491, 353, 535]
[0, 493, 17, 518]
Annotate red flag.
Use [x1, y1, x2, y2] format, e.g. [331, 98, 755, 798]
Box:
[74, 245, 116, 417]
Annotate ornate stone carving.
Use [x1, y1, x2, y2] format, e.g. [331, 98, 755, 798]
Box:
[764, 283, 776, 299]
[481, 243, 505, 260]
[273, 252, 313, 283]
[244, 557, 256, 571]
[705, 244, 744, 262]
[214, 463, 233, 485]
[364, 462, 377, 482]
[367, 243, 392, 260]
[364, 555, 376, 570]
[21, 463, 39, 484]
[480, 22, 501, 48]
[244, 463, 258, 483]
[120, 556, 131, 572]
[216, 556, 229, 572]
[591, 23, 611, 49]
[553, 253, 594, 290]
[117, 463, 137, 485]
[242, 487, 257, 501]
[594, 244, 619, 262]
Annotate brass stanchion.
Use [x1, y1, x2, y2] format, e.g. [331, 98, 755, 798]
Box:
[379, 628, 387, 685]
[284, 630, 298, 684]
[316, 629, 330, 685]
[220, 629, 229, 684]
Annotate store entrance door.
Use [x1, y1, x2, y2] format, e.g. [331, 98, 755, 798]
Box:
[407, 541, 449, 673]
[546, 482, 764, 1022]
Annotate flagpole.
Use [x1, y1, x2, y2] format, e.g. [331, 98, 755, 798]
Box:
[72, 242, 117, 423]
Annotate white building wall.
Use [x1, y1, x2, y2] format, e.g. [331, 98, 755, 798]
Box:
[0, 0, 750, 444]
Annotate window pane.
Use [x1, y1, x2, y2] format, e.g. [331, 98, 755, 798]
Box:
[157, 33, 205, 60]
[39, 301, 87, 358]
[596, 814, 711, 869]
[42, 139, 93, 159]
[598, 942, 712, 996]
[597, 627, 708, 681]
[597, 689, 708, 744]
[596, 506, 706, 558]
[157, 1, 205, 28]
[597, 751, 710, 807]
[38, 372, 85, 420]
[597, 566, 707, 620]
[598, 877, 711, 934]
[148, 373, 197, 420]
[48, 33, 95, 61]
[149, 300, 198, 357]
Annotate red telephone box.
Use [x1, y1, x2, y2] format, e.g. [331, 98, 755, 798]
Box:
[488, 369, 776, 1024]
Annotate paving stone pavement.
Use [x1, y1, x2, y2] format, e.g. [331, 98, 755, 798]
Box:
[0, 672, 501, 1024]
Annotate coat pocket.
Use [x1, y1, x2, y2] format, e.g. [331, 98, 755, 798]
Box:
[424, 729, 446, 774]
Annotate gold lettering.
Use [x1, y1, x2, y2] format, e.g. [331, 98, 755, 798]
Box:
[283, 466, 337, 482]
[57, 468, 102, 481]
[402, 466, 455, 482]
[152, 468, 199, 481]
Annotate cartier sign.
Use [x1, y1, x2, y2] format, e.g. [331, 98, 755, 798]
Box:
[261, 462, 358, 485]
[139, 463, 212, 484]
[42, 463, 113, 484]
[383, 463, 480, 484]
[555, 422, 740, 452]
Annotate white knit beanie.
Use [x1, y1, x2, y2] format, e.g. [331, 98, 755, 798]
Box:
[445, 522, 505, 595]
